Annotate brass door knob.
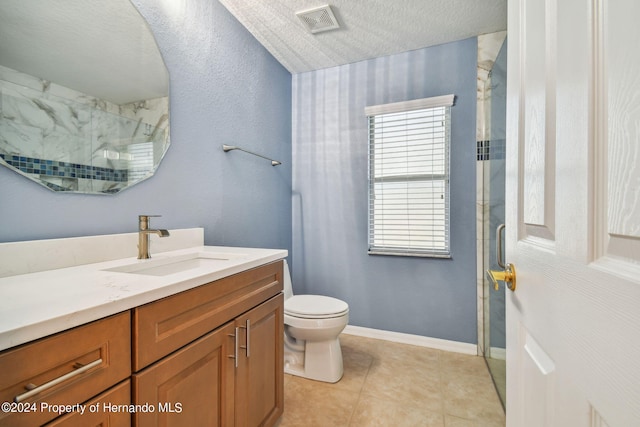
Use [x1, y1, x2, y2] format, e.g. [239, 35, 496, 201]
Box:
[486, 263, 516, 292]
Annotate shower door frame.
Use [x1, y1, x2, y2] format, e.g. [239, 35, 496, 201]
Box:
[476, 32, 507, 409]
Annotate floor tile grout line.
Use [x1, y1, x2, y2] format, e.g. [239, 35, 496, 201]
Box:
[278, 335, 505, 426]
[346, 345, 375, 426]
[346, 390, 363, 426]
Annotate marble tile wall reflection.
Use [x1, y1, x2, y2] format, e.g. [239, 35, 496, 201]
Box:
[0, 65, 169, 193]
[476, 32, 507, 356]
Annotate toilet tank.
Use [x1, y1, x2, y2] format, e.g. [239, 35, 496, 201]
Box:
[283, 260, 294, 301]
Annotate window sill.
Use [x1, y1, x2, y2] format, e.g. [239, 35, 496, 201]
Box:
[367, 250, 451, 259]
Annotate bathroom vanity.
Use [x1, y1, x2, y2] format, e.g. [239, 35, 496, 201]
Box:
[132, 261, 284, 427]
[0, 229, 286, 426]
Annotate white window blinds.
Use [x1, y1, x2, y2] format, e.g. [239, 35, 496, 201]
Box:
[366, 95, 453, 257]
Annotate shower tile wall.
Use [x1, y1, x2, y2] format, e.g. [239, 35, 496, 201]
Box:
[0, 65, 168, 192]
[476, 31, 507, 356]
[488, 40, 507, 358]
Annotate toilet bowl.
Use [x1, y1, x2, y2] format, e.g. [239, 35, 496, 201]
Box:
[283, 261, 349, 383]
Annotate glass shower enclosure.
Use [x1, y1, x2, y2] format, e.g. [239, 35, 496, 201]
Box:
[480, 37, 507, 409]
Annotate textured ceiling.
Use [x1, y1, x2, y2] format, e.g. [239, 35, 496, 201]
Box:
[219, 0, 507, 74]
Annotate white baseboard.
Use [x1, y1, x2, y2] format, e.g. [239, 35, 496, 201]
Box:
[489, 346, 506, 360]
[342, 325, 477, 356]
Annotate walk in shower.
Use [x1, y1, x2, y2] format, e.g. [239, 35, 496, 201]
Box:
[477, 33, 507, 409]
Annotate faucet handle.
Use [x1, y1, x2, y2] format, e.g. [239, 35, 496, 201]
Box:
[139, 215, 162, 231]
[139, 214, 162, 223]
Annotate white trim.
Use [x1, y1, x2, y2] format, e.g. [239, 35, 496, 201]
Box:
[367, 103, 451, 257]
[364, 94, 455, 116]
[489, 346, 506, 360]
[342, 325, 477, 355]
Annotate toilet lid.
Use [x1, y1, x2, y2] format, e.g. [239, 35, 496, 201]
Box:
[285, 295, 349, 318]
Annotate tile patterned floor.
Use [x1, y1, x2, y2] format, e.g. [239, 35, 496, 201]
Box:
[275, 333, 505, 427]
[485, 357, 506, 410]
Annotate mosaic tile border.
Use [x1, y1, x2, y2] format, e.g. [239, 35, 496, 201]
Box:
[476, 139, 506, 161]
[0, 154, 129, 182]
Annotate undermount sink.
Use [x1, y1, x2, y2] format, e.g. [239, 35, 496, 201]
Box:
[104, 252, 246, 276]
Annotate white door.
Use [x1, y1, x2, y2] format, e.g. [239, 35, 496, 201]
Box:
[505, 0, 640, 425]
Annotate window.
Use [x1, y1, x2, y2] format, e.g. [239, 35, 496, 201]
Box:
[366, 95, 453, 257]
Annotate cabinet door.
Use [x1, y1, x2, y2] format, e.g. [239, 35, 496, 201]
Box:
[133, 322, 236, 427]
[235, 294, 284, 427]
[45, 380, 130, 427]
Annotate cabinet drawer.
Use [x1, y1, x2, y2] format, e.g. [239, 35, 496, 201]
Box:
[44, 380, 131, 427]
[133, 261, 282, 370]
[0, 312, 131, 427]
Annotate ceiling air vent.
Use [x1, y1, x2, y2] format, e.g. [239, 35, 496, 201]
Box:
[296, 5, 340, 34]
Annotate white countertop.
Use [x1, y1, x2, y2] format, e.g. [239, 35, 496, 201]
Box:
[0, 245, 287, 351]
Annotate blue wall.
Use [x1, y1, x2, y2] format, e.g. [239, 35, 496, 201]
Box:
[1, 4, 479, 344]
[292, 38, 478, 343]
[0, 0, 292, 256]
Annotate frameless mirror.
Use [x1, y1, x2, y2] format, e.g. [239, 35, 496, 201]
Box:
[0, 0, 170, 194]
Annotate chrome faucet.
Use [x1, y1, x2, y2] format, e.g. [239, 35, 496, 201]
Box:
[138, 215, 170, 259]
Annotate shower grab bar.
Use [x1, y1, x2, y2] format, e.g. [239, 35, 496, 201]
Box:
[496, 223, 505, 269]
[222, 144, 281, 166]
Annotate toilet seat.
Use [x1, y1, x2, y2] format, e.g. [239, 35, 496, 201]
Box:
[285, 295, 349, 319]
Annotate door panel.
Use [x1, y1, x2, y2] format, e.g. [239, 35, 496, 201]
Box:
[594, 0, 640, 277]
[519, 327, 556, 427]
[521, 0, 556, 238]
[507, 0, 640, 425]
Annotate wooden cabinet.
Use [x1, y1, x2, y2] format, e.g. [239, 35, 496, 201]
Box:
[133, 261, 284, 427]
[235, 294, 284, 427]
[0, 260, 284, 427]
[0, 312, 131, 427]
[44, 380, 131, 427]
[133, 323, 236, 427]
[132, 261, 284, 371]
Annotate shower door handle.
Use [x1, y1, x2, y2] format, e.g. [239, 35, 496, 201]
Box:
[496, 223, 505, 268]
[487, 224, 516, 291]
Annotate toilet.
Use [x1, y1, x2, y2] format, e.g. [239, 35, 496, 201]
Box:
[282, 260, 349, 383]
